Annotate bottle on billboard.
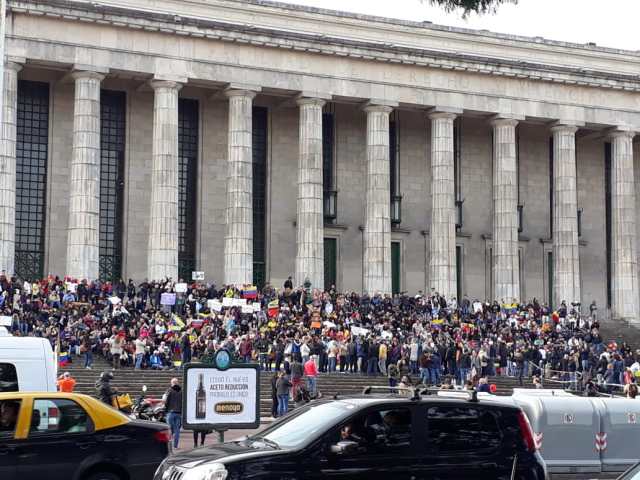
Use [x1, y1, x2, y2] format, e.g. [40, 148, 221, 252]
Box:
[196, 373, 206, 419]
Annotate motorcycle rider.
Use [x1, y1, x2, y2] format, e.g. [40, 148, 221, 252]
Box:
[96, 371, 117, 406]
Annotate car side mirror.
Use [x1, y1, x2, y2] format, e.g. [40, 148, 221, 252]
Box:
[330, 440, 359, 455]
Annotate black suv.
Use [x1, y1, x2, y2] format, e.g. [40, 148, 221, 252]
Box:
[155, 391, 547, 480]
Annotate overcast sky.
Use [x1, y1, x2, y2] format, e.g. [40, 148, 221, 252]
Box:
[280, 0, 639, 51]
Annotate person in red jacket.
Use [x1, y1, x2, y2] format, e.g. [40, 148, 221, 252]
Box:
[304, 357, 318, 397]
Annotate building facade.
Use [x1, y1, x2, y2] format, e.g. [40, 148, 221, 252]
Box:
[2, 0, 640, 322]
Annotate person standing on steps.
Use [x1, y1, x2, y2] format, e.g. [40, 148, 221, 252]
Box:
[164, 378, 183, 449]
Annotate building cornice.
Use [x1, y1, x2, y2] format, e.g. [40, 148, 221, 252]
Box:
[8, 0, 640, 93]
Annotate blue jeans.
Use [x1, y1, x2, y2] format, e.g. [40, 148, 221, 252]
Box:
[277, 394, 289, 416]
[84, 351, 93, 368]
[259, 353, 269, 371]
[458, 367, 469, 384]
[420, 368, 430, 385]
[167, 412, 182, 448]
[410, 361, 418, 375]
[328, 357, 337, 373]
[135, 353, 144, 369]
[367, 358, 378, 376]
[430, 368, 441, 385]
[307, 376, 317, 396]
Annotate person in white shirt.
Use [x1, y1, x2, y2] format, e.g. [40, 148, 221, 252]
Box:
[134, 337, 147, 369]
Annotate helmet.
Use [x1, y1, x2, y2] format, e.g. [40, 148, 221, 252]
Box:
[100, 371, 114, 381]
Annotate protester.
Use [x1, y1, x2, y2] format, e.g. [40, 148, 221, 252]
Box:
[1, 272, 636, 397]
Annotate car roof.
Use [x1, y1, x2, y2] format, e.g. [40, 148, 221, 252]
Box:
[328, 394, 518, 409]
[0, 391, 131, 438]
[0, 391, 90, 401]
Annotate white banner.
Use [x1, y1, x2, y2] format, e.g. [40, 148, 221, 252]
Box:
[185, 367, 258, 427]
[192, 271, 205, 281]
[351, 326, 370, 337]
[208, 300, 223, 312]
[175, 283, 188, 293]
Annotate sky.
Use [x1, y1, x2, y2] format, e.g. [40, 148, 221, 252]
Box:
[279, 0, 640, 51]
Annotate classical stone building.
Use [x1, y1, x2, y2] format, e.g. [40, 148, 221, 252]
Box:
[1, 0, 640, 321]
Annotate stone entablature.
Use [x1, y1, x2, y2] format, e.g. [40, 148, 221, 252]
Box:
[6, 0, 640, 130]
[7, 0, 640, 94]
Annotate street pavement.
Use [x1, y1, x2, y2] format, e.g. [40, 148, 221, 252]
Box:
[173, 422, 268, 451]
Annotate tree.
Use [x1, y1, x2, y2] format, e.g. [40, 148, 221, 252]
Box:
[425, 0, 518, 16]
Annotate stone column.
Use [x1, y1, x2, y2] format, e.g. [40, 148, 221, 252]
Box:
[610, 130, 639, 323]
[295, 97, 325, 289]
[224, 89, 256, 286]
[0, 62, 21, 275]
[428, 112, 457, 299]
[491, 118, 520, 302]
[363, 104, 392, 295]
[147, 80, 181, 281]
[551, 124, 581, 307]
[66, 71, 104, 280]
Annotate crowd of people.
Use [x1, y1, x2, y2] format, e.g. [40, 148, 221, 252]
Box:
[4, 273, 640, 416]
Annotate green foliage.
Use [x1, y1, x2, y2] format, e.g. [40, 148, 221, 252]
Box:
[425, 0, 518, 16]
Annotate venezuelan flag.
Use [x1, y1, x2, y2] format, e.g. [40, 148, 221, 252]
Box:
[58, 351, 71, 366]
[169, 314, 185, 332]
[243, 285, 258, 300]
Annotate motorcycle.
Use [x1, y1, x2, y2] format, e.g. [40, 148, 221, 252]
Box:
[131, 385, 165, 422]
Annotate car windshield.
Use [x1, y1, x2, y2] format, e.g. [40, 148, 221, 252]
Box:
[623, 464, 640, 480]
[251, 401, 355, 449]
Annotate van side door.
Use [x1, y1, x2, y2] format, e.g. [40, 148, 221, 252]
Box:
[420, 404, 512, 480]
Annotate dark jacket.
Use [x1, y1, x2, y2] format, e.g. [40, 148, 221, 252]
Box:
[165, 384, 182, 413]
[97, 380, 116, 405]
[276, 376, 292, 396]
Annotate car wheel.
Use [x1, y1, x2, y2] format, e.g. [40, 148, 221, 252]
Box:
[85, 472, 121, 480]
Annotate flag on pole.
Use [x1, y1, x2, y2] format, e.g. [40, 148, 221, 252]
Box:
[242, 285, 258, 300]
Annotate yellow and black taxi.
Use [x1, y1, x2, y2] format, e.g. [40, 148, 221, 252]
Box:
[0, 392, 170, 480]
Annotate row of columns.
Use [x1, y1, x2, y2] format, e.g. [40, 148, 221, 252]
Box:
[0, 63, 637, 320]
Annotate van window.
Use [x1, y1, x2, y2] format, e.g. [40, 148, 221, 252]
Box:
[0, 399, 21, 438]
[427, 406, 502, 452]
[0, 363, 18, 392]
[30, 399, 93, 435]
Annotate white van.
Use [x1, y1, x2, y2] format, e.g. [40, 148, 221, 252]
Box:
[0, 327, 57, 392]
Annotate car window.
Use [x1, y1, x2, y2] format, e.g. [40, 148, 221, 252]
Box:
[0, 363, 18, 392]
[30, 399, 93, 435]
[427, 406, 502, 453]
[328, 407, 413, 455]
[0, 399, 21, 438]
[255, 401, 355, 449]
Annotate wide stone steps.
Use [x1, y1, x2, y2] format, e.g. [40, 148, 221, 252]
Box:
[63, 357, 536, 417]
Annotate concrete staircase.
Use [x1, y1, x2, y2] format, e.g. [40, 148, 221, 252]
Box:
[63, 357, 535, 418]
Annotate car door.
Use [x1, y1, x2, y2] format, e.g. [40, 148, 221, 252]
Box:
[0, 398, 23, 480]
[420, 404, 509, 480]
[305, 404, 419, 480]
[17, 397, 101, 480]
